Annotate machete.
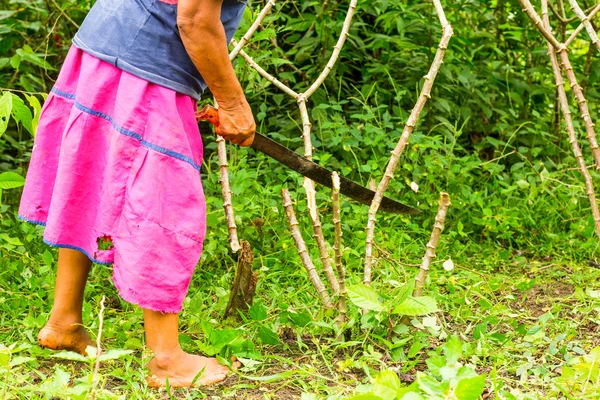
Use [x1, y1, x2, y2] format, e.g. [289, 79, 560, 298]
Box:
[196, 105, 419, 215]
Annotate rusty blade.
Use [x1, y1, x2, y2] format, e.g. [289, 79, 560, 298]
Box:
[251, 133, 420, 215]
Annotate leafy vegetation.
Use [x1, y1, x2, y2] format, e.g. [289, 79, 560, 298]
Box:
[1, 0, 600, 398]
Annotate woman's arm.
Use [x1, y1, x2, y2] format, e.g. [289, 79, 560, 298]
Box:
[177, 0, 255, 146]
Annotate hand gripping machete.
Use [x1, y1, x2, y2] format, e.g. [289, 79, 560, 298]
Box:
[196, 105, 419, 215]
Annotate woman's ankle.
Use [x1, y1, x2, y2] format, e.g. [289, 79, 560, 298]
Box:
[149, 345, 186, 370]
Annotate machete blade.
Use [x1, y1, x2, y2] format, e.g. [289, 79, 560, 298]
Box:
[251, 133, 419, 215]
[196, 105, 420, 215]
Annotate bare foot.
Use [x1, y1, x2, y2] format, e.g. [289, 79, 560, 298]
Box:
[38, 321, 95, 355]
[146, 350, 241, 388]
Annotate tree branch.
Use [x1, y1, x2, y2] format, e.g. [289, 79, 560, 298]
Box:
[364, 2, 453, 286]
[281, 189, 333, 308]
[413, 193, 451, 297]
[542, 0, 600, 239]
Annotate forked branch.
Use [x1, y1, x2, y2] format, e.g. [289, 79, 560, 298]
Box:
[364, 1, 454, 286]
[568, 0, 600, 52]
[542, 0, 600, 239]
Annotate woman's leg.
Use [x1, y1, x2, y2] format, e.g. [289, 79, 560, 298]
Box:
[144, 309, 239, 387]
[38, 248, 95, 354]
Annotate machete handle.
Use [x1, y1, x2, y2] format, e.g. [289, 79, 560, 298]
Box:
[196, 105, 220, 127]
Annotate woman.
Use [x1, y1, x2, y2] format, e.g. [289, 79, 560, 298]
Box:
[18, 0, 255, 387]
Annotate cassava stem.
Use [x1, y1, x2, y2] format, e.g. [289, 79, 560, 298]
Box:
[281, 189, 333, 308]
[541, 0, 600, 239]
[413, 193, 451, 297]
[364, 1, 453, 286]
[332, 172, 347, 323]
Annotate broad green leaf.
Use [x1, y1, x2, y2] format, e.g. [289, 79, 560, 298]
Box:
[454, 374, 487, 400]
[0, 172, 25, 189]
[9, 356, 34, 367]
[51, 351, 89, 362]
[97, 349, 134, 362]
[16, 46, 54, 70]
[258, 326, 279, 345]
[241, 370, 294, 382]
[0, 348, 10, 368]
[444, 335, 463, 364]
[392, 296, 438, 316]
[374, 369, 402, 391]
[347, 284, 384, 312]
[248, 301, 267, 321]
[0, 91, 12, 137]
[10, 93, 33, 135]
[425, 355, 446, 376]
[288, 311, 312, 327]
[42, 249, 54, 266]
[416, 372, 445, 396]
[0, 234, 23, 246]
[0, 10, 16, 21]
[395, 281, 415, 307]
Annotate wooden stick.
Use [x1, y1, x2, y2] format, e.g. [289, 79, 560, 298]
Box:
[518, 0, 600, 170]
[542, 0, 600, 239]
[225, 240, 257, 317]
[281, 189, 333, 308]
[565, 4, 600, 47]
[229, 0, 277, 60]
[231, 40, 300, 99]
[568, 0, 600, 52]
[303, 0, 358, 98]
[214, 1, 279, 253]
[413, 193, 450, 297]
[332, 172, 347, 324]
[519, 0, 564, 49]
[214, 100, 241, 253]
[364, 3, 453, 286]
[89, 296, 106, 400]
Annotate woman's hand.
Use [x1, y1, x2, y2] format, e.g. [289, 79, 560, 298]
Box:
[214, 100, 255, 147]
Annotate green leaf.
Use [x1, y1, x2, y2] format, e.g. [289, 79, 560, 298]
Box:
[50, 351, 89, 362]
[258, 326, 279, 345]
[16, 46, 54, 70]
[346, 395, 384, 400]
[0, 172, 25, 189]
[425, 355, 446, 376]
[288, 311, 312, 327]
[42, 249, 54, 266]
[25, 94, 42, 137]
[416, 372, 445, 396]
[395, 281, 415, 307]
[10, 94, 33, 135]
[347, 284, 384, 312]
[373, 370, 402, 399]
[0, 92, 12, 137]
[9, 356, 34, 367]
[248, 302, 267, 321]
[0, 10, 17, 21]
[0, 348, 10, 368]
[392, 296, 438, 316]
[97, 349, 134, 362]
[454, 374, 487, 400]
[444, 336, 463, 364]
[0, 234, 23, 246]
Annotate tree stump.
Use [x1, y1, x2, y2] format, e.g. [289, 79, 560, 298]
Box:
[224, 240, 257, 317]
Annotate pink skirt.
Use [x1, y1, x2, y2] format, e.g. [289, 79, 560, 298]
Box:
[19, 46, 206, 313]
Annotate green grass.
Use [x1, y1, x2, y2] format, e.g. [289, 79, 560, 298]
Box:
[2, 163, 600, 399]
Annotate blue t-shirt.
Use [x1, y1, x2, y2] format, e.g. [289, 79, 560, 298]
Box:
[73, 0, 247, 100]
